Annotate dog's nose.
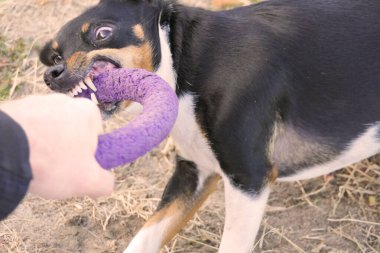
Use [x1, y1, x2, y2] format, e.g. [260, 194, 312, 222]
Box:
[44, 64, 65, 87]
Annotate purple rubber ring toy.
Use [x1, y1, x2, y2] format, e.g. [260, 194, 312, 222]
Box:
[82, 68, 178, 169]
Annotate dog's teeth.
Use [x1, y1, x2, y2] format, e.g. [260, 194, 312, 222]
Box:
[72, 89, 78, 96]
[68, 91, 74, 97]
[85, 77, 97, 92]
[75, 84, 82, 94]
[90, 93, 99, 105]
[79, 81, 88, 90]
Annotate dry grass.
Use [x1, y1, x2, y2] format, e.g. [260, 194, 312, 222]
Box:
[0, 0, 379, 252]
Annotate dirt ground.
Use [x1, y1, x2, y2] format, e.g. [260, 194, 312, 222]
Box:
[0, 0, 379, 252]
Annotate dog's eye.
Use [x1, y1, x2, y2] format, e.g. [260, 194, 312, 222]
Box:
[53, 55, 63, 65]
[95, 26, 113, 41]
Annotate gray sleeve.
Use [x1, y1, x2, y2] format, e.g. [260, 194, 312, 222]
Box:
[0, 110, 32, 220]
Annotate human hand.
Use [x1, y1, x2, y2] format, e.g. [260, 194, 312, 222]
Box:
[1, 94, 114, 199]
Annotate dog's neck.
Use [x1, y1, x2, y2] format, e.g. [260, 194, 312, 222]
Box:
[158, 3, 212, 94]
[162, 4, 203, 70]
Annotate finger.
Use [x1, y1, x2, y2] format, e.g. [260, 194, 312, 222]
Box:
[75, 98, 104, 134]
[80, 160, 115, 198]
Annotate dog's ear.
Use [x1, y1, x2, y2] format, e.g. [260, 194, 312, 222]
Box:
[98, 0, 162, 4]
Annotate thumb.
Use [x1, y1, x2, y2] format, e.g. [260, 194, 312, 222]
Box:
[81, 160, 115, 198]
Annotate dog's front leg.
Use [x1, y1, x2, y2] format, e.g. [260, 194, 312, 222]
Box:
[218, 180, 271, 253]
[124, 156, 219, 253]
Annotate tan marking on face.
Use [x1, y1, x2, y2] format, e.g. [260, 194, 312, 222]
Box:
[120, 100, 133, 109]
[66, 51, 88, 72]
[86, 42, 154, 71]
[133, 24, 145, 41]
[52, 41, 59, 51]
[143, 175, 220, 247]
[268, 167, 279, 183]
[81, 22, 90, 33]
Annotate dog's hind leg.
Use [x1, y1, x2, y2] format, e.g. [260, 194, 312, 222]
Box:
[218, 180, 271, 253]
[124, 156, 219, 253]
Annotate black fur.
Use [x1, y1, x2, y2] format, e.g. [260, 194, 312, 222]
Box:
[40, 0, 380, 249]
[166, 0, 380, 189]
[40, 0, 380, 190]
[158, 156, 199, 209]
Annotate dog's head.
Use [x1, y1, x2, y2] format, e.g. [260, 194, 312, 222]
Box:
[40, 0, 169, 113]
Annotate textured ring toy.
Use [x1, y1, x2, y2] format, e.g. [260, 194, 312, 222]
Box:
[78, 68, 178, 169]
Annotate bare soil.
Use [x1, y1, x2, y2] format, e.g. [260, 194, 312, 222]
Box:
[0, 1, 379, 252]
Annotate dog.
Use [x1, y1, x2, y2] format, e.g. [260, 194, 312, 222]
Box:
[39, 0, 380, 252]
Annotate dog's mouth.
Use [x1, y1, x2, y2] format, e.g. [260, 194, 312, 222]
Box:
[68, 57, 122, 114]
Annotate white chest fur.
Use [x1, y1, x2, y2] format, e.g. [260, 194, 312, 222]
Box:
[155, 23, 222, 179]
[171, 95, 221, 175]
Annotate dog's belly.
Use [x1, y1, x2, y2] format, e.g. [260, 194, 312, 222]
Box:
[269, 123, 338, 176]
[171, 96, 380, 184]
[277, 123, 380, 182]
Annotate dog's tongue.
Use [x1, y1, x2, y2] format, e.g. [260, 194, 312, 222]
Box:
[89, 61, 117, 79]
[98, 102, 118, 112]
[93, 68, 178, 169]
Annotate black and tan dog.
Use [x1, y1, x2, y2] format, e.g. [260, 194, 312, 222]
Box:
[40, 0, 380, 252]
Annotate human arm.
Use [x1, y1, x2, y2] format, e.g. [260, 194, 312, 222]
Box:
[0, 94, 114, 220]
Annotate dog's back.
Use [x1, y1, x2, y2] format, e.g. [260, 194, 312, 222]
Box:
[172, 0, 380, 181]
